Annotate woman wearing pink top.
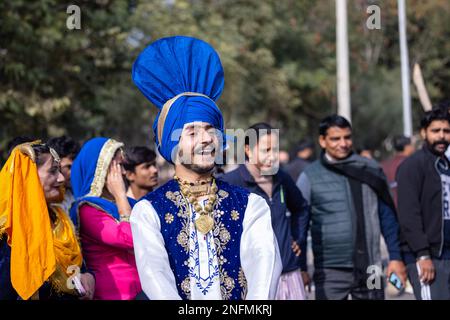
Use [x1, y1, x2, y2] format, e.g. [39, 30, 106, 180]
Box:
[70, 137, 141, 300]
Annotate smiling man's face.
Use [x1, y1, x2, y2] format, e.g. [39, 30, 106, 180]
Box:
[177, 122, 220, 174]
[319, 126, 353, 160]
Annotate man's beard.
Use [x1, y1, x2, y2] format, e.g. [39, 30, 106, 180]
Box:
[178, 146, 217, 174]
[181, 162, 215, 175]
[426, 139, 449, 156]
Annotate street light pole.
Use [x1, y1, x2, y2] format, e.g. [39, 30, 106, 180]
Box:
[398, 0, 413, 136]
[336, 0, 351, 122]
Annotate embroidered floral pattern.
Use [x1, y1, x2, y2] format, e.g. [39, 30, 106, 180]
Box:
[238, 267, 248, 300]
[213, 220, 228, 255]
[219, 270, 235, 300]
[215, 210, 225, 217]
[224, 275, 235, 290]
[165, 182, 246, 300]
[219, 228, 231, 244]
[218, 190, 229, 199]
[212, 190, 242, 300]
[218, 255, 228, 265]
[166, 191, 175, 201]
[165, 213, 174, 224]
[180, 277, 191, 299]
[176, 220, 190, 253]
[188, 211, 220, 296]
[166, 191, 189, 218]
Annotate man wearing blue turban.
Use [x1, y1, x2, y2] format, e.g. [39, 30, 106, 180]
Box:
[130, 36, 282, 300]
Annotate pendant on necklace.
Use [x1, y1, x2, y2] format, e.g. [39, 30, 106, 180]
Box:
[195, 215, 214, 234]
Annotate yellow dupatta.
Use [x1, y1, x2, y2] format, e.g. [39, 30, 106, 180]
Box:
[0, 144, 82, 299]
[48, 206, 83, 295]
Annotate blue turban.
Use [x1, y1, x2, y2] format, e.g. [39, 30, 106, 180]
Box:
[132, 36, 225, 163]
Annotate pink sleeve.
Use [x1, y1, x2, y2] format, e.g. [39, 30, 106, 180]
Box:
[79, 204, 134, 250]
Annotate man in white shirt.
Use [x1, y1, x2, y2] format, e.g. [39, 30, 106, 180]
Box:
[130, 36, 281, 300]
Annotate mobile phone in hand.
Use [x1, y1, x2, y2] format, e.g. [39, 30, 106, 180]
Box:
[389, 272, 404, 291]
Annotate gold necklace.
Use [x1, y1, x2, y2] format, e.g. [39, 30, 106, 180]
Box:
[174, 175, 218, 234]
[174, 176, 213, 197]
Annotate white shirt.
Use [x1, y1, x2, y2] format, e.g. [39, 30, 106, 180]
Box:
[130, 193, 282, 300]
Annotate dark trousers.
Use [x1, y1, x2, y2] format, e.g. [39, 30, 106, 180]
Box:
[407, 259, 450, 300]
[314, 267, 385, 300]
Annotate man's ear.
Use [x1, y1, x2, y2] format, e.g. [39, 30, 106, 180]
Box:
[125, 170, 135, 182]
[244, 144, 251, 161]
[420, 128, 426, 140]
[318, 135, 327, 150]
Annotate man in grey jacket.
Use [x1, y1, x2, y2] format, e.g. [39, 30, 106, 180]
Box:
[297, 114, 406, 300]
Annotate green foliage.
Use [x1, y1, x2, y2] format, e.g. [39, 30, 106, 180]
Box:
[1, 0, 448, 161]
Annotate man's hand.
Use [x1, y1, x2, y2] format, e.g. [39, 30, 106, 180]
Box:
[417, 258, 435, 284]
[79, 273, 95, 300]
[301, 271, 311, 293]
[386, 260, 407, 287]
[291, 240, 301, 257]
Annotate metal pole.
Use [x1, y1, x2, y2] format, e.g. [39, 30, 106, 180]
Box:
[398, 0, 413, 136]
[336, 0, 351, 122]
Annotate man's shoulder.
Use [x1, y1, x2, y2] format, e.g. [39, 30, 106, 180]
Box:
[397, 149, 427, 173]
[216, 178, 250, 197]
[142, 179, 177, 201]
[277, 168, 297, 186]
[302, 159, 322, 175]
[285, 157, 309, 171]
[350, 153, 381, 170]
[220, 166, 240, 179]
[220, 166, 244, 186]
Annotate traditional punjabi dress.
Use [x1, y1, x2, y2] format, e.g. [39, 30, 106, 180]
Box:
[130, 36, 282, 300]
[0, 144, 83, 300]
[70, 137, 141, 300]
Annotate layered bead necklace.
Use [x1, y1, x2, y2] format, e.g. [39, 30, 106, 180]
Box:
[174, 175, 218, 234]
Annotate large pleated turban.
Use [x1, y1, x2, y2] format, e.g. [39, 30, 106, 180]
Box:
[132, 36, 225, 163]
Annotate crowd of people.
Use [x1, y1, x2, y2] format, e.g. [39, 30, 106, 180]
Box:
[1, 36, 449, 300]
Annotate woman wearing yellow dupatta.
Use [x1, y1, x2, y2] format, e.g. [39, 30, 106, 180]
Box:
[0, 142, 95, 300]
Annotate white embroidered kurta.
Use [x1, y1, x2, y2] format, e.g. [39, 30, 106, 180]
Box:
[130, 193, 282, 300]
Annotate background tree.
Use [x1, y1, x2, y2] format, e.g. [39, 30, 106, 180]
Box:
[1, 0, 448, 162]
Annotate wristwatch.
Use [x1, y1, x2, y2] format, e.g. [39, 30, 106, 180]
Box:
[416, 255, 431, 261]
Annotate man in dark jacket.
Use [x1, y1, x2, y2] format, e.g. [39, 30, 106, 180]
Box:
[221, 123, 309, 299]
[297, 114, 406, 300]
[396, 108, 450, 300]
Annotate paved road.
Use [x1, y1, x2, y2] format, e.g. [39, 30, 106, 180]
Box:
[304, 285, 416, 300]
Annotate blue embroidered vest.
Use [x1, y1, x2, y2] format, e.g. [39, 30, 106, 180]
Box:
[143, 179, 249, 300]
